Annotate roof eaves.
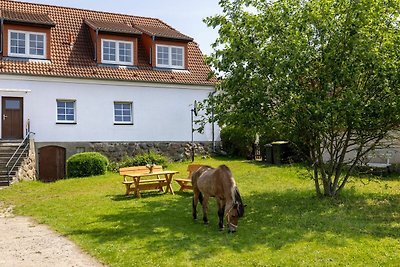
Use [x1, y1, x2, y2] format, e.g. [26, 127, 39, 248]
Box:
[133, 24, 193, 42]
[0, 9, 56, 27]
[84, 19, 142, 36]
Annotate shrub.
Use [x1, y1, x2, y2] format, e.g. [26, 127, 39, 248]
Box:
[108, 152, 169, 172]
[220, 126, 256, 158]
[67, 152, 109, 177]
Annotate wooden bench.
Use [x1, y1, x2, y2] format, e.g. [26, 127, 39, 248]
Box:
[175, 164, 205, 191]
[119, 165, 166, 196]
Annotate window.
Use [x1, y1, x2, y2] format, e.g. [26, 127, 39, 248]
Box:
[101, 39, 133, 65]
[9, 30, 46, 59]
[57, 100, 76, 123]
[156, 45, 184, 69]
[114, 102, 133, 124]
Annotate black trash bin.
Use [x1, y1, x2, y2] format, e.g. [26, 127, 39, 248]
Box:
[272, 141, 290, 164]
[263, 144, 274, 164]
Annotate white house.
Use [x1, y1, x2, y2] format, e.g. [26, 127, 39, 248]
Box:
[0, 0, 218, 182]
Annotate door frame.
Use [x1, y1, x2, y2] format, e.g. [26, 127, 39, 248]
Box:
[1, 96, 24, 139]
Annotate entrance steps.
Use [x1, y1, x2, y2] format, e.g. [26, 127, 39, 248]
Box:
[0, 140, 27, 186]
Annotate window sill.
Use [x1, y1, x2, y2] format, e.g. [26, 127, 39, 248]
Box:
[114, 123, 133, 125]
[98, 63, 137, 69]
[153, 67, 188, 73]
[56, 122, 77, 125]
[3, 57, 51, 64]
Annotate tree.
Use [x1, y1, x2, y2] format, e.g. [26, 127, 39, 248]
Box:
[203, 0, 400, 197]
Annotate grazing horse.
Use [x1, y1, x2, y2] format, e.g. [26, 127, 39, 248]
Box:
[192, 165, 245, 233]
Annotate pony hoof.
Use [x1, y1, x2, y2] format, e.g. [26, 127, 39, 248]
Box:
[204, 222, 209, 225]
[219, 227, 224, 231]
[228, 230, 236, 234]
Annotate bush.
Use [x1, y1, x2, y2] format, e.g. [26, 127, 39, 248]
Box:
[67, 152, 109, 177]
[220, 126, 256, 158]
[108, 151, 169, 172]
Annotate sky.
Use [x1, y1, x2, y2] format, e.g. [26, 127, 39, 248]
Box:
[20, 0, 222, 55]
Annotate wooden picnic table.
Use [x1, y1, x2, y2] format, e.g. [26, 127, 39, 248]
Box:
[123, 170, 178, 198]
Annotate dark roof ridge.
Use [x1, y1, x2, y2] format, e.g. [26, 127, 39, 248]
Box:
[6, 0, 172, 28]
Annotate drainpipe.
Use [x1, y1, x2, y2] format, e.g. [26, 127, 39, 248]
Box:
[150, 35, 155, 65]
[0, 19, 4, 54]
[210, 90, 217, 152]
[94, 29, 99, 61]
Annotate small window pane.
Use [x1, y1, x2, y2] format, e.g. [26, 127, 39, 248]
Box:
[157, 46, 169, 65]
[119, 42, 132, 63]
[114, 102, 132, 123]
[29, 33, 45, 56]
[103, 41, 116, 61]
[10, 32, 26, 55]
[57, 100, 75, 122]
[171, 47, 183, 67]
[5, 100, 20, 109]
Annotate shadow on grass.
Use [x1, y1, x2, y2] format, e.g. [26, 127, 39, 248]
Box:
[66, 188, 400, 263]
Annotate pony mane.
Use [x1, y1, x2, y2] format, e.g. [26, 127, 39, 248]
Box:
[234, 187, 245, 217]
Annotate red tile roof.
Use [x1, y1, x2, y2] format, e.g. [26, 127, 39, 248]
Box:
[0, 0, 215, 86]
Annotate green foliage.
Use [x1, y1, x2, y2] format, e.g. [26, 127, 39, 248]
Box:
[1, 157, 400, 266]
[66, 152, 109, 178]
[108, 151, 169, 172]
[203, 0, 400, 196]
[220, 126, 256, 158]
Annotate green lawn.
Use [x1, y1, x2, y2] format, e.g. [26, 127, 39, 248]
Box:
[1, 157, 400, 266]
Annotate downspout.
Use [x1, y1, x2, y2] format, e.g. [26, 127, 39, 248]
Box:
[150, 35, 156, 65]
[0, 19, 4, 54]
[211, 90, 217, 152]
[94, 29, 98, 61]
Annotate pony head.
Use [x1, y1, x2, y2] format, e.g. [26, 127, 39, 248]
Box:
[226, 187, 246, 233]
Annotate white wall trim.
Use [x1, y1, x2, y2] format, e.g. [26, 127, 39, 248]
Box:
[0, 88, 31, 93]
[0, 74, 215, 91]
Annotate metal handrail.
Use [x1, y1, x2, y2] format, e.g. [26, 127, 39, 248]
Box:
[5, 132, 35, 185]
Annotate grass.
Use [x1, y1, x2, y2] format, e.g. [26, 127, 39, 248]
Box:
[1, 157, 400, 266]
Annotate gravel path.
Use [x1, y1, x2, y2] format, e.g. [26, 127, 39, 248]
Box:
[0, 204, 106, 267]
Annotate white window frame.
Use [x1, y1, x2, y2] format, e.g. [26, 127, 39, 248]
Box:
[113, 101, 133, 125]
[155, 44, 185, 69]
[101, 39, 134, 65]
[56, 100, 76, 124]
[8, 30, 46, 59]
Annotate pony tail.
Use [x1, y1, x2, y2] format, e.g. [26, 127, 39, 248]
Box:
[199, 192, 204, 205]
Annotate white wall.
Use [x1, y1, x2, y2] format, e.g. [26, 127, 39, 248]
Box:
[0, 75, 219, 142]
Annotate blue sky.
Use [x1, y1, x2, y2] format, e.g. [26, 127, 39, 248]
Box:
[21, 0, 221, 55]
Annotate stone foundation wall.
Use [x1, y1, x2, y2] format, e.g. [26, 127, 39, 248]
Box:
[15, 138, 37, 182]
[35, 141, 219, 162]
[91, 142, 216, 162]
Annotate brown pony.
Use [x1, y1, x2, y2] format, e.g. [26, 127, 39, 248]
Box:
[192, 165, 245, 233]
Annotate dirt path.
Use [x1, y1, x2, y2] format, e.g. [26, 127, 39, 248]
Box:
[0, 205, 106, 267]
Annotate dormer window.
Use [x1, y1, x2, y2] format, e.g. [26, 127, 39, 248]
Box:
[101, 39, 133, 65]
[8, 30, 46, 59]
[156, 44, 184, 69]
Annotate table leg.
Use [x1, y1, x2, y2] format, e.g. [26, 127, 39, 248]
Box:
[134, 177, 141, 198]
[165, 173, 175, 195]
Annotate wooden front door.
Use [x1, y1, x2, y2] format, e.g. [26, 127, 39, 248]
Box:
[2, 97, 23, 139]
[39, 146, 66, 182]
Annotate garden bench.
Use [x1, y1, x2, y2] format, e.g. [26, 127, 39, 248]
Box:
[119, 166, 178, 197]
[175, 164, 205, 191]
